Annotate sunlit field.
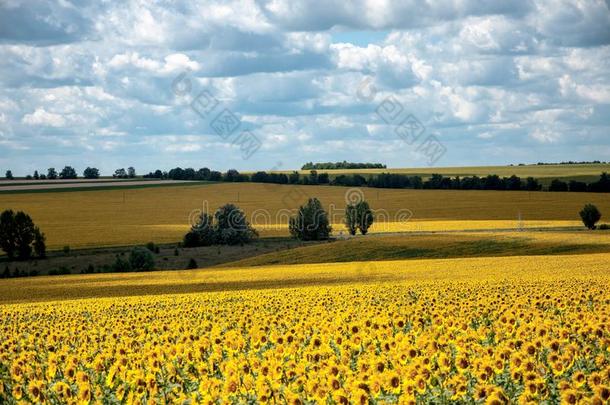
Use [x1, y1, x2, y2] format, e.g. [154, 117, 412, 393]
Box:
[1, 183, 608, 249]
[1, 254, 610, 403]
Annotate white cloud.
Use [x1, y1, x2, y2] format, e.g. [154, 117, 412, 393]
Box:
[21, 108, 66, 127]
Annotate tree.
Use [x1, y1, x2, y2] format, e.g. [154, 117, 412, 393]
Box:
[549, 179, 568, 192]
[5, 170, 13, 180]
[83, 167, 100, 179]
[33, 170, 40, 180]
[289, 198, 332, 241]
[14, 212, 36, 260]
[33, 228, 46, 258]
[344, 204, 358, 235]
[214, 204, 258, 245]
[129, 247, 155, 271]
[127, 167, 136, 178]
[0, 210, 46, 260]
[183, 213, 216, 247]
[59, 166, 77, 179]
[580, 204, 602, 230]
[47, 168, 58, 179]
[113, 168, 127, 178]
[0, 210, 17, 259]
[356, 201, 374, 235]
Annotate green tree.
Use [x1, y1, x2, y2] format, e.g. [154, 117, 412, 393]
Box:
[0, 210, 17, 259]
[580, 204, 602, 230]
[14, 212, 36, 260]
[33, 228, 46, 258]
[356, 201, 374, 235]
[83, 167, 100, 179]
[5, 170, 13, 180]
[183, 213, 216, 247]
[127, 167, 136, 178]
[214, 204, 258, 245]
[59, 166, 77, 179]
[344, 204, 358, 236]
[129, 247, 155, 271]
[47, 168, 58, 179]
[289, 198, 332, 241]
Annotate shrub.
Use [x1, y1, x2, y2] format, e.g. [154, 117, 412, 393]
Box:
[129, 247, 155, 271]
[184, 214, 216, 247]
[63, 245, 71, 255]
[214, 204, 258, 245]
[112, 255, 131, 272]
[580, 204, 602, 230]
[187, 258, 198, 269]
[598, 224, 609, 230]
[289, 198, 332, 241]
[145, 242, 156, 252]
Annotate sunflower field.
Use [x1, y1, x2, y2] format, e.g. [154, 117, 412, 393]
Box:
[1, 265, 610, 404]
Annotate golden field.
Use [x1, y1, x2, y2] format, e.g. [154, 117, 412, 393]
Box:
[1, 183, 609, 249]
[290, 163, 610, 180]
[1, 254, 610, 403]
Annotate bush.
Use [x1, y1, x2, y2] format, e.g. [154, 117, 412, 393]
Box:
[580, 204, 602, 230]
[214, 204, 258, 245]
[145, 242, 156, 252]
[112, 255, 131, 272]
[33, 228, 46, 258]
[598, 224, 609, 230]
[184, 214, 216, 247]
[289, 198, 332, 241]
[63, 245, 71, 255]
[187, 258, 198, 269]
[129, 247, 155, 271]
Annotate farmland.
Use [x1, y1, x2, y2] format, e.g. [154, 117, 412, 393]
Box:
[1, 254, 610, 403]
[289, 163, 610, 184]
[1, 172, 610, 404]
[1, 183, 609, 250]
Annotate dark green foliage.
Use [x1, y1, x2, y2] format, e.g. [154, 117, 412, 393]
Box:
[356, 201, 374, 235]
[129, 247, 155, 271]
[302, 161, 386, 170]
[549, 179, 568, 192]
[59, 166, 77, 179]
[63, 245, 70, 255]
[214, 204, 258, 245]
[145, 242, 156, 252]
[0, 210, 45, 260]
[187, 258, 198, 269]
[112, 255, 131, 272]
[289, 198, 332, 241]
[344, 204, 358, 236]
[184, 213, 216, 247]
[33, 228, 46, 258]
[5, 170, 13, 180]
[83, 167, 100, 179]
[580, 204, 602, 230]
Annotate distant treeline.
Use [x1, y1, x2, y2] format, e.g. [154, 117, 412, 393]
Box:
[144, 167, 610, 193]
[534, 161, 608, 165]
[301, 161, 386, 170]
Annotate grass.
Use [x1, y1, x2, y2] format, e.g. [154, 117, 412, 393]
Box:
[220, 231, 610, 266]
[1, 182, 608, 249]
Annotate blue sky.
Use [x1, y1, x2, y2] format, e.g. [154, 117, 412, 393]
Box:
[1, 0, 609, 175]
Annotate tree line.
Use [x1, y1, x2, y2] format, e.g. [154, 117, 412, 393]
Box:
[301, 161, 387, 170]
[3, 166, 136, 180]
[145, 167, 610, 193]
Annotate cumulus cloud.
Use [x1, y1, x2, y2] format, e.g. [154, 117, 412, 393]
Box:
[0, 0, 609, 173]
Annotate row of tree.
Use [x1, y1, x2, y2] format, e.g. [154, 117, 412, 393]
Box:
[301, 161, 386, 170]
[3, 167, 136, 180]
[146, 166, 610, 193]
